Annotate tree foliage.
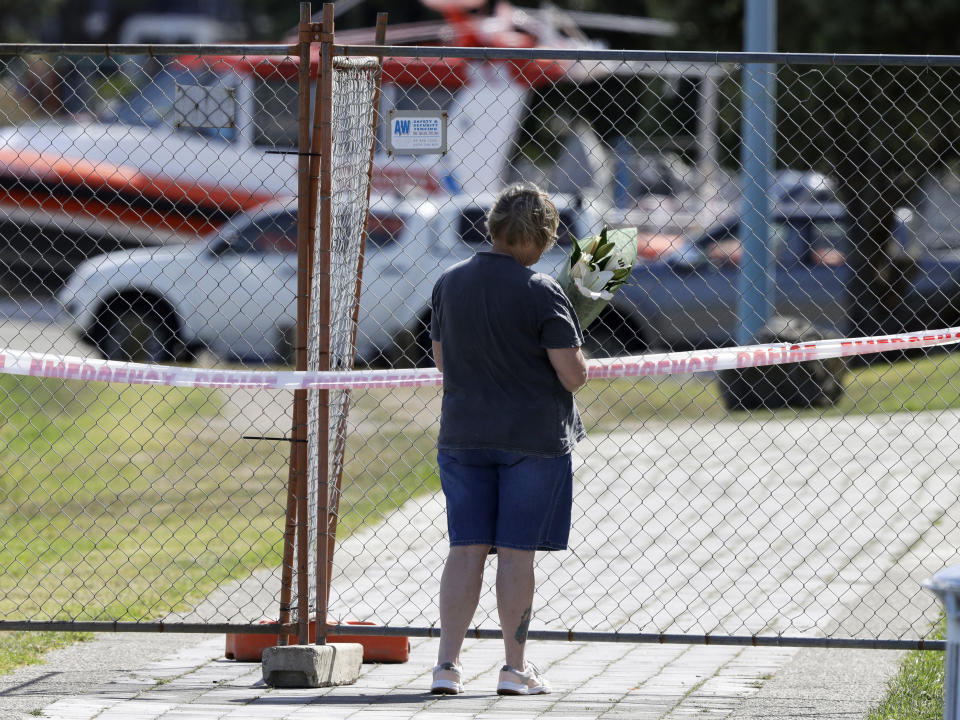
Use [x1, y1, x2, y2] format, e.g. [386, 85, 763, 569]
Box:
[645, 0, 960, 54]
[0, 0, 65, 42]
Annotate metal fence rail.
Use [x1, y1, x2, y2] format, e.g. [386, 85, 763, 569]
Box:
[1, 39, 960, 649]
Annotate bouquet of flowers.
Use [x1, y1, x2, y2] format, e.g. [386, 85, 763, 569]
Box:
[557, 226, 638, 330]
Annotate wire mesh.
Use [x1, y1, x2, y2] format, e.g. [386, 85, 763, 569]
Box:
[301, 55, 380, 628]
[1, 45, 960, 647]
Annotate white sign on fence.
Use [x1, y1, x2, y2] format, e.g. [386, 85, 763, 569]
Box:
[386, 110, 447, 155]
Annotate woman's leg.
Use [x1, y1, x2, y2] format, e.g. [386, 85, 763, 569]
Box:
[492, 452, 571, 670]
[495, 547, 536, 669]
[438, 544, 491, 666]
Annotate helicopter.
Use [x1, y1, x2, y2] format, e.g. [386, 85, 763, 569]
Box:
[0, 0, 722, 290]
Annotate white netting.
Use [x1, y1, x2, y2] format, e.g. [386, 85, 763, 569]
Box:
[295, 56, 380, 624]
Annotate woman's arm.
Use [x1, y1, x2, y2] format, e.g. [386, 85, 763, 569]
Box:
[432, 340, 443, 373]
[547, 346, 587, 392]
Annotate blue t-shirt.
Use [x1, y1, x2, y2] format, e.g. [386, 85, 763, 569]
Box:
[430, 251, 585, 457]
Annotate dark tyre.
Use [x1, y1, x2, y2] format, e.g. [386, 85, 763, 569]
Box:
[718, 315, 847, 411]
[404, 311, 433, 368]
[410, 312, 433, 368]
[581, 308, 646, 359]
[95, 299, 177, 363]
[382, 311, 433, 369]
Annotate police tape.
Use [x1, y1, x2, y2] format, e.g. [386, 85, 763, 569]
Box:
[2, 326, 960, 391]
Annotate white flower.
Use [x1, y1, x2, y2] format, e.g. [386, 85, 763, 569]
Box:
[573, 268, 615, 300]
[571, 251, 616, 297]
[573, 278, 613, 301]
[570, 253, 592, 280]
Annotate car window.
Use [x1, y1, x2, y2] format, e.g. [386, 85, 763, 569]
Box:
[768, 222, 793, 263]
[696, 218, 848, 269]
[556, 210, 577, 248]
[699, 227, 741, 267]
[367, 212, 406, 250]
[456, 207, 578, 248]
[775, 217, 847, 267]
[227, 211, 298, 255]
[699, 221, 789, 268]
[216, 210, 404, 257]
[807, 219, 847, 266]
[104, 64, 237, 143]
[458, 208, 489, 246]
[253, 76, 299, 149]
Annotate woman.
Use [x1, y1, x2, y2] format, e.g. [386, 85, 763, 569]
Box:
[429, 182, 587, 695]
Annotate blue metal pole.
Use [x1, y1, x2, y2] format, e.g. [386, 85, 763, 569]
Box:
[923, 566, 960, 720]
[613, 135, 633, 209]
[736, 0, 777, 345]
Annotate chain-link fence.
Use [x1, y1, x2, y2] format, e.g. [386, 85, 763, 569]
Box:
[2, 40, 960, 649]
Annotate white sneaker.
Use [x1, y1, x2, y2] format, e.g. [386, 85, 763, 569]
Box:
[496, 662, 550, 695]
[431, 661, 463, 694]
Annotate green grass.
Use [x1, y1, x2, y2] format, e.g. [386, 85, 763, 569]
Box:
[840, 353, 960, 414]
[578, 351, 960, 432]
[579, 372, 725, 431]
[0, 631, 92, 675]
[867, 617, 945, 720]
[0, 375, 440, 674]
[0, 375, 286, 622]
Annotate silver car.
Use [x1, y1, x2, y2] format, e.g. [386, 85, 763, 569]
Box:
[57, 193, 600, 366]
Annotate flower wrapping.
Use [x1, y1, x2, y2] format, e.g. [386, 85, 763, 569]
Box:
[557, 227, 639, 330]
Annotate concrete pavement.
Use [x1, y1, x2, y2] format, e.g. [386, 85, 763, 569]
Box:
[0, 631, 908, 720]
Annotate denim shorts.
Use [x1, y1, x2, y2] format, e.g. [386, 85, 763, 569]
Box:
[437, 448, 573, 552]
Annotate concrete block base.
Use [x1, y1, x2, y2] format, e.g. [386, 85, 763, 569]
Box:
[262, 643, 363, 688]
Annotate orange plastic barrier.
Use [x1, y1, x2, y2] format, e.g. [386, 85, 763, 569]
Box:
[225, 619, 410, 663]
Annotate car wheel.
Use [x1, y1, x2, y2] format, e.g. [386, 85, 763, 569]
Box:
[718, 315, 848, 411]
[380, 310, 433, 369]
[411, 311, 434, 368]
[581, 308, 646, 359]
[95, 300, 176, 363]
[396, 311, 433, 369]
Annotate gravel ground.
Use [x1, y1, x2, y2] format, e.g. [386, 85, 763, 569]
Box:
[0, 632, 219, 719]
[735, 646, 908, 719]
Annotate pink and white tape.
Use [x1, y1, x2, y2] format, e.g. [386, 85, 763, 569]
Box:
[2, 326, 959, 391]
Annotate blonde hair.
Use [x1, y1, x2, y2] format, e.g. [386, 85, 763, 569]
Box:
[486, 182, 559, 253]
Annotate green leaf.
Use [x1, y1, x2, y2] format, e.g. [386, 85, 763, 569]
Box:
[569, 240, 582, 267]
[611, 267, 632, 282]
[593, 241, 615, 264]
[585, 235, 600, 257]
